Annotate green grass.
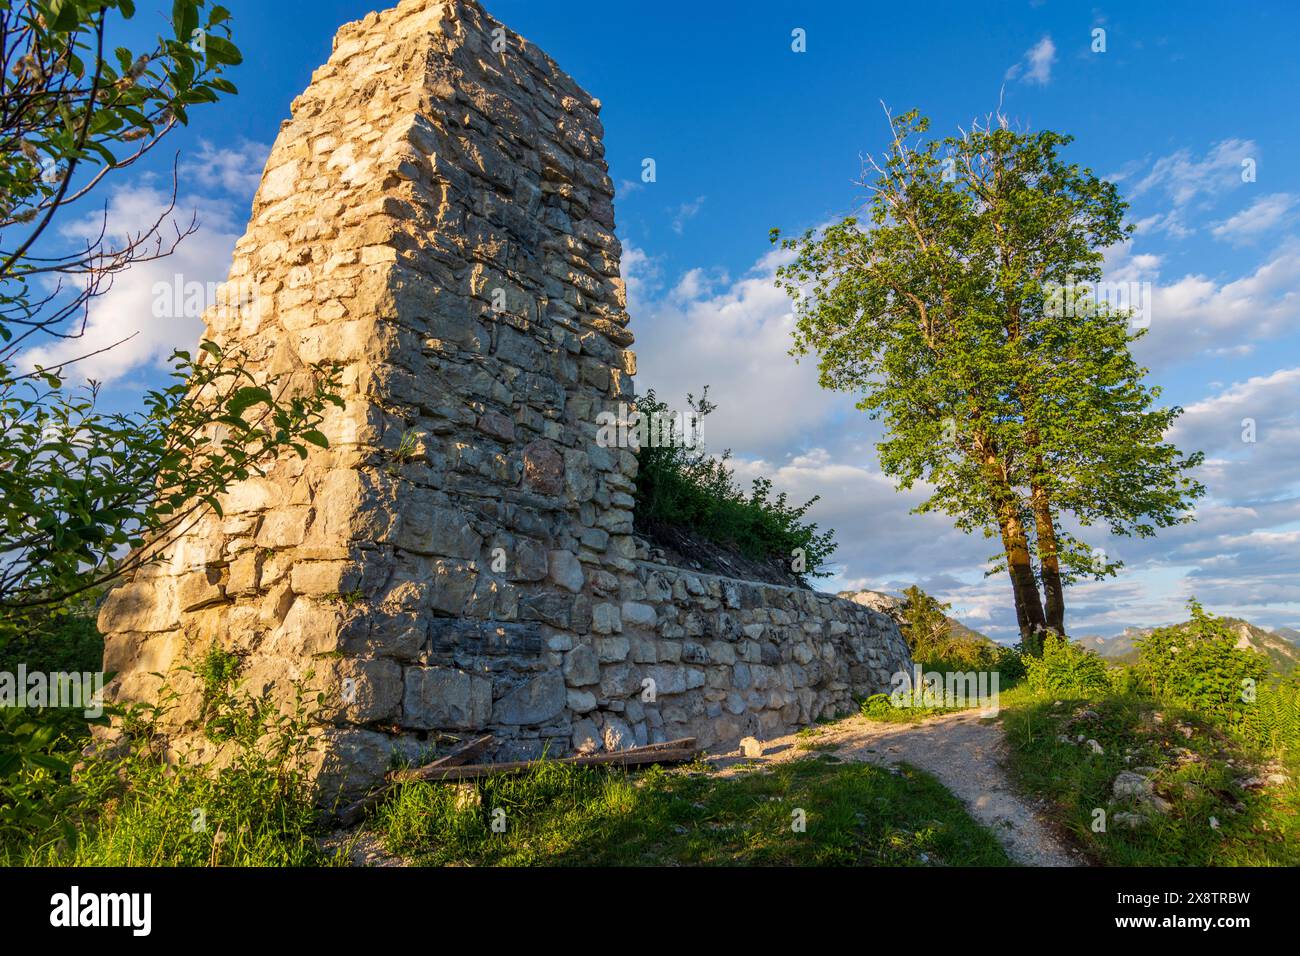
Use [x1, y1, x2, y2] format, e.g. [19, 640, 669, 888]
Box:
[17, 754, 339, 867]
[374, 754, 1012, 867]
[999, 685, 1300, 866]
[857, 655, 1015, 724]
[2, 626, 340, 868]
[859, 693, 960, 724]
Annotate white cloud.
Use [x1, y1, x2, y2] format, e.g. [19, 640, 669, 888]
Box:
[20, 142, 269, 383]
[1169, 366, 1300, 500]
[1131, 139, 1255, 209]
[1005, 36, 1056, 85]
[1211, 192, 1296, 244]
[626, 241, 846, 459]
[1101, 238, 1300, 368]
[180, 138, 271, 196]
[670, 196, 706, 235]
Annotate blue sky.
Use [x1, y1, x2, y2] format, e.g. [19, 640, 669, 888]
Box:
[25, 0, 1300, 641]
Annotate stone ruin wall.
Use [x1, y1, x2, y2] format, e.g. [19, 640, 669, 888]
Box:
[97, 0, 911, 799]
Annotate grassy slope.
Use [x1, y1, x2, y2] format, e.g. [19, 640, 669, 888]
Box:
[375, 755, 1011, 867]
[998, 685, 1300, 866]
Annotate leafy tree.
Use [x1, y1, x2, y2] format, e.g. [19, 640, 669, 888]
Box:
[774, 109, 1203, 641]
[0, 343, 340, 612]
[2, 0, 241, 352]
[0, 0, 342, 617]
[899, 584, 950, 660]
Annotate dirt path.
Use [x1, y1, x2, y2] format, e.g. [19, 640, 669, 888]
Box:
[711, 710, 1085, 867]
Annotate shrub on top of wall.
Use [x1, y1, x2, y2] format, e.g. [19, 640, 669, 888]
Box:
[632, 387, 837, 583]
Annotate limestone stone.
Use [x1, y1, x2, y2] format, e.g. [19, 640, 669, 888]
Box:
[572, 718, 601, 753]
[397, 495, 482, 559]
[563, 644, 599, 686]
[567, 689, 598, 713]
[621, 601, 656, 628]
[522, 439, 564, 495]
[595, 636, 630, 663]
[403, 667, 491, 730]
[591, 602, 621, 634]
[602, 715, 636, 752]
[547, 549, 585, 593]
[491, 671, 566, 725]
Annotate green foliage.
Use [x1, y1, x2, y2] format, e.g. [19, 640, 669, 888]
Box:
[190, 642, 261, 742]
[1024, 634, 1111, 696]
[387, 427, 423, 475]
[1135, 601, 1270, 728]
[989, 644, 1027, 683]
[1017, 628, 1046, 659]
[1, 0, 337, 613]
[633, 387, 837, 582]
[4, 663, 335, 866]
[1, 0, 238, 240]
[0, 705, 87, 848]
[0, 596, 101, 671]
[0, 603, 103, 845]
[859, 692, 953, 723]
[0, 344, 342, 611]
[898, 585, 950, 659]
[1240, 677, 1300, 756]
[897, 586, 1025, 680]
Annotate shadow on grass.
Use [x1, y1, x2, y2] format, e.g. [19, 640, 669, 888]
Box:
[375, 754, 1013, 867]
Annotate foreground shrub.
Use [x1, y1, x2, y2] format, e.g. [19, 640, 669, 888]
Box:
[3, 644, 336, 867]
[1238, 676, 1300, 755]
[1024, 635, 1111, 696]
[1135, 601, 1269, 728]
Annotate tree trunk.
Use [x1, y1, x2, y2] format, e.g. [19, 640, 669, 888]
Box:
[997, 498, 1047, 643]
[1032, 481, 1066, 635]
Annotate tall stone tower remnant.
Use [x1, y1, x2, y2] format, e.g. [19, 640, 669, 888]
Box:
[98, 0, 911, 798]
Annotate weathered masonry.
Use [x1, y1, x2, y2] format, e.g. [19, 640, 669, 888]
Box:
[98, 0, 911, 798]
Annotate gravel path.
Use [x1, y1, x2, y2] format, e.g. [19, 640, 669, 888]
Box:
[711, 710, 1086, 867]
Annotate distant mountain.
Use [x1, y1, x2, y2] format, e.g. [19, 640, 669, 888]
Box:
[1081, 619, 1300, 675]
[1224, 618, 1300, 675]
[1076, 630, 1141, 664]
[1273, 626, 1300, 646]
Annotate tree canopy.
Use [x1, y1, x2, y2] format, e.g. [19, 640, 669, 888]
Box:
[774, 108, 1203, 641]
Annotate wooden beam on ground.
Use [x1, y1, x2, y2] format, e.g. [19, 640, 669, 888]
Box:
[336, 734, 495, 826]
[392, 737, 699, 784]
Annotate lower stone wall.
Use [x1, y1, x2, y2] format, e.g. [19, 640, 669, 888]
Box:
[563, 562, 913, 754]
[310, 559, 913, 799]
